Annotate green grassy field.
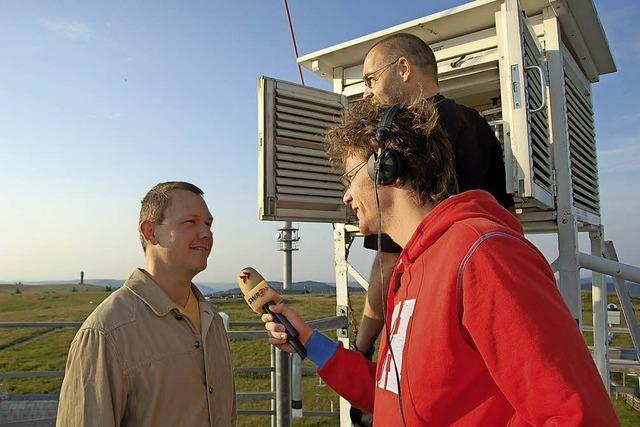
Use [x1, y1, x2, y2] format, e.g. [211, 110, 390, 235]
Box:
[0, 286, 639, 425]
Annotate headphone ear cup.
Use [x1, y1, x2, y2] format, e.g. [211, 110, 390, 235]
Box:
[367, 150, 404, 185]
[367, 152, 378, 182]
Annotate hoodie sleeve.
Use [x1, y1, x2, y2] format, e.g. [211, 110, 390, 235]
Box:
[460, 233, 619, 426]
[317, 341, 378, 413]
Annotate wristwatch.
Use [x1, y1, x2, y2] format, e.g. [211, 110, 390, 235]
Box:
[350, 342, 376, 360]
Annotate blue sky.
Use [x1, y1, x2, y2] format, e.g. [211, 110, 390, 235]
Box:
[0, 0, 638, 284]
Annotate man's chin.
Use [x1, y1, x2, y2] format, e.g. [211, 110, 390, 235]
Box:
[358, 223, 375, 236]
[188, 260, 208, 276]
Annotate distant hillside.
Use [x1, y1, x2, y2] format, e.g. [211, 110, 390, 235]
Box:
[269, 280, 335, 293]
[210, 280, 365, 298]
[3, 277, 635, 297]
[0, 279, 124, 287]
[0, 283, 106, 293]
[580, 277, 640, 298]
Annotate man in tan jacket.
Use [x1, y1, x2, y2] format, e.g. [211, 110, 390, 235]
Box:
[57, 181, 236, 426]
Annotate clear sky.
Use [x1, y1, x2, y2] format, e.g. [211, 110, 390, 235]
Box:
[0, 0, 638, 285]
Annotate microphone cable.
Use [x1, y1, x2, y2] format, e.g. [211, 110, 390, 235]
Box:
[375, 156, 408, 427]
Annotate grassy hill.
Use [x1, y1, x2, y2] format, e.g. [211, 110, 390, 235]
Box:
[0, 285, 639, 425]
[0, 283, 106, 294]
[0, 286, 360, 426]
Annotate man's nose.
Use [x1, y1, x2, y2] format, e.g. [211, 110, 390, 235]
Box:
[198, 225, 212, 238]
[342, 188, 353, 205]
[363, 87, 372, 98]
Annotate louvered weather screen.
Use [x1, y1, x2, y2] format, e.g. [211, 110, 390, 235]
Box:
[257, 76, 349, 223]
[563, 58, 600, 216]
[497, 0, 554, 210]
[523, 28, 554, 199]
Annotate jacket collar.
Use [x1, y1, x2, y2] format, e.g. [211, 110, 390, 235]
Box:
[125, 268, 185, 317]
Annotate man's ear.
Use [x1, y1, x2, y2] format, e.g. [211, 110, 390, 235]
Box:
[398, 57, 412, 82]
[140, 220, 158, 247]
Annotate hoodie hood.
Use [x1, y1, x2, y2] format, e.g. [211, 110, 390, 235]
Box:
[400, 190, 522, 266]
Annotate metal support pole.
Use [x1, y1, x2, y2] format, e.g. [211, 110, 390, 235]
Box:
[603, 241, 640, 362]
[543, 8, 582, 322]
[275, 349, 291, 426]
[577, 253, 640, 284]
[590, 227, 610, 391]
[333, 224, 353, 427]
[291, 354, 303, 418]
[270, 345, 276, 427]
[282, 221, 293, 290]
[283, 254, 291, 291]
[277, 221, 299, 291]
[275, 221, 298, 425]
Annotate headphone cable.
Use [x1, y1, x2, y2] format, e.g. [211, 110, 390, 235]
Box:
[375, 164, 408, 427]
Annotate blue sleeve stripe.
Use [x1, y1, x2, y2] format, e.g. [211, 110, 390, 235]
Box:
[305, 330, 339, 367]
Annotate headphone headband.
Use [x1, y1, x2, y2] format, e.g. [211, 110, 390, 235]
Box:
[375, 103, 405, 143]
[368, 103, 405, 186]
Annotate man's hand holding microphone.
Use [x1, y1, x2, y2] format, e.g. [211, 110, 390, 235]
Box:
[236, 267, 311, 358]
[261, 303, 311, 354]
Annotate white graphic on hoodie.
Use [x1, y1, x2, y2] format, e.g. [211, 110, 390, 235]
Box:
[377, 299, 416, 394]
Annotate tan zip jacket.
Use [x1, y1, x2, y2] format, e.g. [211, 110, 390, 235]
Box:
[56, 268, 236, 426]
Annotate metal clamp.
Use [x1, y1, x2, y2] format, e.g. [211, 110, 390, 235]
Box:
[525, 65, 546, 113]
[336, 306, 349, 338]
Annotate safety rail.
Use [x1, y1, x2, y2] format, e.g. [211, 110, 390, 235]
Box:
[614, 392, 640, 413]
[0, 315, 348, 420]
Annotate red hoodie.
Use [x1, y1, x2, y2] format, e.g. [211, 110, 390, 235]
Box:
[318, 190, 619, 426]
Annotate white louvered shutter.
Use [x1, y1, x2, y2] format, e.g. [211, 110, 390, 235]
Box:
[257, 77, 350, 223]
[497, 0, 555, 210]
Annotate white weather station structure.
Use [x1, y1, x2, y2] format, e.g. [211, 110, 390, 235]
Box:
[257, 0, 640, 425]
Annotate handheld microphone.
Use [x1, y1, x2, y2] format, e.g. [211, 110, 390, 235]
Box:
[236, 267, 307, 359]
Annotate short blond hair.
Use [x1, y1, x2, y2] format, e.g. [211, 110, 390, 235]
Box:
[139, 181, 204, 251]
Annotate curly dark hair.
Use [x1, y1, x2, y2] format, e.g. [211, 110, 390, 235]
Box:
[325, 99, 458, 205]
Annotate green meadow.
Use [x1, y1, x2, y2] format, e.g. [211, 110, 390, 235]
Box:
[0, 285, 639, 425]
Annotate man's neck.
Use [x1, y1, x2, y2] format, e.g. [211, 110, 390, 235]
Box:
[384, 190, 434, 248]
[411, 80, 440, 103]
[143, 260, 192, 307]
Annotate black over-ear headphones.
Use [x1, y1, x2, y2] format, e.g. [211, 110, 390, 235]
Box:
[367, 103, 405, 185]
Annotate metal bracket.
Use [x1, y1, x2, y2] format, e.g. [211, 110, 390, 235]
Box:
[336, 305, 349, 338]
[266, 197, 276, 215]
[511, 64, 522, 109]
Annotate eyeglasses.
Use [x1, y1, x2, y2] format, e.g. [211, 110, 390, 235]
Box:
[339, 160, 367, 189]
[363, 57, 401, 89]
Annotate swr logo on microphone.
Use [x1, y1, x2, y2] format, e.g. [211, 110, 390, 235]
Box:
[247, 287, 268, 305]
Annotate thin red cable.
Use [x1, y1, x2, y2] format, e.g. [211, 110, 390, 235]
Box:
[283, 0, 305, 85]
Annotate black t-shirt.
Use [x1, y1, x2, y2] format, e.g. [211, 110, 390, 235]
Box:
[364, 94, 514, 252]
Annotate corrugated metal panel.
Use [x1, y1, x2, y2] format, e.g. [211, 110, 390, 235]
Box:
[258, 76, 350, 223]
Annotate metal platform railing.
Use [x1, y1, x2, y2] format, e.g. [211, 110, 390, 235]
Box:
[0, 315, 348, 422]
